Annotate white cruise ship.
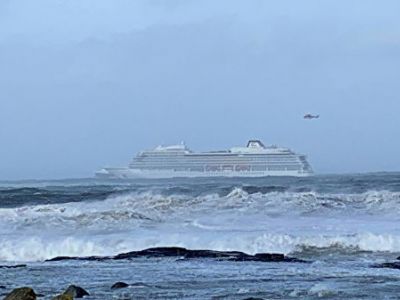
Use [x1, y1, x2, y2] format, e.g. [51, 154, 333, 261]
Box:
[96, 140, 313, 179]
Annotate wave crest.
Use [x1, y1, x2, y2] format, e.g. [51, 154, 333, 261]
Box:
[2, 232, 400, 262]
[2, 188, 400, 262]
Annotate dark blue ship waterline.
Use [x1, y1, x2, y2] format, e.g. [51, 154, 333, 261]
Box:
[1, 173, 400, 299]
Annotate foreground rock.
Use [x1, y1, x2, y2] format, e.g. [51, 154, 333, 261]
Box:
[63, 285, 89, 298]
[4, 287, 36, 300]
[47, 247, 307, 263]
[111, 282, 129, 289]
[51, 295, 73, 300]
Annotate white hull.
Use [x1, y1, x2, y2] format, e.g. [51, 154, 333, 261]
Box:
[97, 168, 313, 179]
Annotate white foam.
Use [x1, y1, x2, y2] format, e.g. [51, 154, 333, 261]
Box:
[3, 231, 400, 262]
[2, 189, 400, 261]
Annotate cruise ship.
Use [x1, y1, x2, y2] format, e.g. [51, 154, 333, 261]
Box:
[96, 140, 313, 179]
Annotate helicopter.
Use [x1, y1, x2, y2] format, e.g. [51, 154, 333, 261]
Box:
[304, 114, 320, 119]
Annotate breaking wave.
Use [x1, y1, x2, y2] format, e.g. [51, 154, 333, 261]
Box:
[2, 232, 400, 262]
[2, 180, 400, 262]
[1, 188, 400, 230]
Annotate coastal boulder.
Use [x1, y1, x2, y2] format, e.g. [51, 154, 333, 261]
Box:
[111, 282, 129, 289]
[63, 285, 89, 298]
[51, 295, 73, 300]
[3, 287, 36, 300]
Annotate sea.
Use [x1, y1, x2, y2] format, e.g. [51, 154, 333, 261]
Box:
[1, 173, 400, 299]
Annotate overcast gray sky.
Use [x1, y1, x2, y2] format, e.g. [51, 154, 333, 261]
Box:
[1, 0, 400, 179]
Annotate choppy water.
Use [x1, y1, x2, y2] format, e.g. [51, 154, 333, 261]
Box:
[1, 173, 400, 299]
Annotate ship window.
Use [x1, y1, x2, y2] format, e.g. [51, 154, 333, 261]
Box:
[252, 165, 266, 171]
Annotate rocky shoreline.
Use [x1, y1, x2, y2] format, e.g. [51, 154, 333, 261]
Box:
[1, 246, 308, 299]
[5, 246, 400, 299]
[1, 282, 267, 300]
[45, 246, 308, 263]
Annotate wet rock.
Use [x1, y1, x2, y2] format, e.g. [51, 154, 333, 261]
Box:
[46, 256, 110, 262]
[114, 247, 188, 259]
[184, 250, 251, 260]
[229, 252, 307, 263]
[255, 253, 284, 261]
[0, 265, 27, 269]
[46, 247, 308, 264]
[111, 282, 129, 289]
[3, 287, 36, 300]
[45, 256, 72, 262]
[372, 261, 400, 269]
[63, 285, 89, 298]
[114, 247, 307, 263]
[51, 295, 73, 300]
[255, 253, 307, 263]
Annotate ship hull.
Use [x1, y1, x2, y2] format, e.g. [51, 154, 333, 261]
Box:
[96, 168, 313, 179]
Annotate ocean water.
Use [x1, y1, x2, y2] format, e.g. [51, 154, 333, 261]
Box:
[1, 173, 400, 299]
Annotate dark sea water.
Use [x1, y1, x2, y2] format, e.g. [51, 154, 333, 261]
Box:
[1, 173, 400, 299]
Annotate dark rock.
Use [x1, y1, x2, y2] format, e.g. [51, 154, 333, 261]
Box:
[255, 253, 285, 261]
[46, 247, 308, 264]
[184, 250, 251, 260]
[113, 247, 305, 263]
[51, 295, 72, 300]
[4, 287, 36, 300]
[111, 282, 129, 289]
[46, 255, 109, 262]
[63, 285, 89, 298]
[0, 264, 27, 269]
[372, 261, 400, 269]
[229, 252, 307, 263]
[0, 285, 6, 289]
[45, 256, 72, 262]
[255, 253, 307, 263]
[114, 247, 188, 259]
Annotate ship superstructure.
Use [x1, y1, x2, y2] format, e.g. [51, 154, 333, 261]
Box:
[96, 140, 313, 178]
